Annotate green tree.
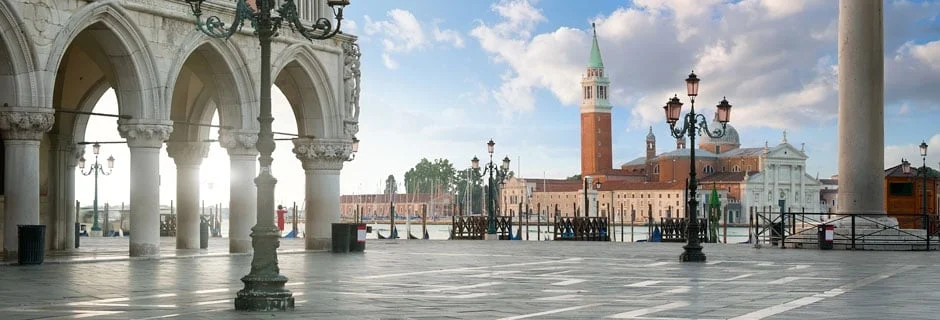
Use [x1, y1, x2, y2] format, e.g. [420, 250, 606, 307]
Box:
[384, 174, 397, 195]
[565, 174, 582, 181]
[403, 158, 457, 194]
[454, 168, 484, 214]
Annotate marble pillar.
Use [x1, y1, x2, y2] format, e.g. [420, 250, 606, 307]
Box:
[292, 138, 352, 250]
[0, 107, 54, 259]
[837, 0, 885, 216]
[51, 135, 81, 250]
[219, 129, 258, 253]
[118, 120, 173, 257]
[166, 141, 209, 249]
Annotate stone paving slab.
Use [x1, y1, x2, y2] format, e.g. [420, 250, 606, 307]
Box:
[1, 239, 939, 319]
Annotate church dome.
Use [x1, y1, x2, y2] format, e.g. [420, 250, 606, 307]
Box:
[699, 121, 740, 147]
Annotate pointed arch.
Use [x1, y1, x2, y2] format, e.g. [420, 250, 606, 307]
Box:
[46, 2, 161, 119]
[165, 33, 257, 131]
[271, 43, 339, 138]
[0, 1, 38, 108]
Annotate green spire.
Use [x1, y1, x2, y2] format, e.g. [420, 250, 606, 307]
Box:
[589, 23, 604, 68]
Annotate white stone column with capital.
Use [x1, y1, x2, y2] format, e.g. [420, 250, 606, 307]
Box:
[219, 129, 258, 253]
[292, 138, 352, 250]
[51, 135, 82, 250]
[167, 141, 209, 249]
[118, 120, 173, 257]
[0, 107, 54, 259]
[838, 0, 886, 217]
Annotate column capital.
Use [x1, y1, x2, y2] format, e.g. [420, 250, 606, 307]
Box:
[219, 129, 259, 157]
[52, 135, 84, 167]
[292, 138, 353, 170]
[166, 141, 210, 166]
[0, 106, 54, 140]
[117, 119, 173, 148]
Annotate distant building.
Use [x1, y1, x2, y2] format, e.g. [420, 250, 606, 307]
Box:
[884, 160, 939, 228]
[500, 24, 823, 224]
[339, 193, 454, 221]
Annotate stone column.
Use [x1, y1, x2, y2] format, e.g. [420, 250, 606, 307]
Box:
[219, 129, 258, 253]
[0, 107, 54, 259]
[166, 141, 209, 249]
[118, 120, 173, 257]
[292, 138, 352, 250]
[51, 135, 82, 250]
[837, 0, 885, 216]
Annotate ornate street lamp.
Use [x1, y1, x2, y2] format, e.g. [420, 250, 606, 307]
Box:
[581, 176, 602, 217]
[662, 71, 732, 263]
[185, 0, 351, 311]
[79, 143, 114, 235]
[920, 141, 928, 233]
[472, 139, 510, 239]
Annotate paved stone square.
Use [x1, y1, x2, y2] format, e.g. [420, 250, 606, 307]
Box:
[1, 238, 939, 319]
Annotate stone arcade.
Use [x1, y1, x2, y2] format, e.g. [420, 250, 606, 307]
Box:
[0, 0, 360, 258]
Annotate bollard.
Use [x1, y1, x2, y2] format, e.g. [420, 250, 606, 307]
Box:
[200, 219, 209, 249]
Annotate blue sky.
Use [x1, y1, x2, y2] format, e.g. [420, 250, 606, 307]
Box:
[80, 0, 940, 207]
[342, 0, 940, 194]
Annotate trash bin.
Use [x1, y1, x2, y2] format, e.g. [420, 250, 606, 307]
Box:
[17, 225, 45, 265]
[818, 224, 834, 250]
[200, 220, 209, 249]
[332, 223, 351, 253]
[74, 222, 80, 248]
[350, 223, 366, 252]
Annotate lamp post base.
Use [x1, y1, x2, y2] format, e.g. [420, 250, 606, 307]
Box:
[679, 244, 706, 262]
[234, 274, 295, 311]
[234, 226, 294, 311]
[89, 230, 102, 237]
[484, 233, 500, 240]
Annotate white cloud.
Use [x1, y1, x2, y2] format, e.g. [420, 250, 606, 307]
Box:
[884, 134, 940, 170]
[342, 19, 358, 36]
[364, 9, 465, 69]
[382, 53, 399, 70]
[472, 0, 940, 130]
[909, 40, 940, 70]
[432, 19, 465, 48]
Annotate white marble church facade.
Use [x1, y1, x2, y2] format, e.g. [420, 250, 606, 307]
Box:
[0, 0, 360, 258]
[740, 139, 823, 214]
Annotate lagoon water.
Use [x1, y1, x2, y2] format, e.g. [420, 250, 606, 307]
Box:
[362, 222, 754, 243]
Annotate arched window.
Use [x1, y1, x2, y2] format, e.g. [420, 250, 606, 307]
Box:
[733, 165, 740, 172]
[653, 165, 660, 174]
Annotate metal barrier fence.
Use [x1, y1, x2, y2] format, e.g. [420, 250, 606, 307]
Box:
[750, 208, 938, 251]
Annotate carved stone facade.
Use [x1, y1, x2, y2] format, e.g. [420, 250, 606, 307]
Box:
[219, 129, 259, 156]
[292, 138, 353, 170]
[117, 120, 174, 148]
[166, 142, 210, 166]
[0, 0, 357, 256]
[0, 107, 55, 140]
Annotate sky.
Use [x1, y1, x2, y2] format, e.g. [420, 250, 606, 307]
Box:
[79, 0, 940, 208]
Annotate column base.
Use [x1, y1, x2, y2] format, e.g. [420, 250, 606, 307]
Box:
[230, 238, 252, 253]
[305, 237, 330, 250]
[484, 233, 499, 241]
[679, 244, 706, 262]
[234, 274, 294, 311]
[130, 243, 160, 257]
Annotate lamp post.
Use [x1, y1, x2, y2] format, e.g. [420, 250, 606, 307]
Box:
[472, 139, 510, 239]
[920, 141, 928, 232]
[78, 143, 115, 236]
[662, 71, 732, 263]
[185, 0, 351, 311]
[582, 176, 602, 217]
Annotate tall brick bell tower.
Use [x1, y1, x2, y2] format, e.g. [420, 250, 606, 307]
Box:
[580, 23, 613, 178]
